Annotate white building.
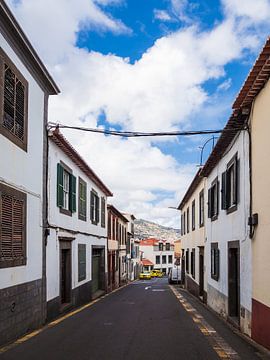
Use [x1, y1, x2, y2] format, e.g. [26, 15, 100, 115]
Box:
[0, 1, 59, 345]
[46, 129, 112, 320]
[140, 238, 174, 275]
[202, 126, 251, 335]
[122, 213, 140, 281]
[179, 119, 251, 336]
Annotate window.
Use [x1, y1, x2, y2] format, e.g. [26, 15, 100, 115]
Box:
[191, 248, 195, 278]
[159, 243, 163, 251]
[78, 244, 86, 281]
[181, 214, 183, 236]
[199, 190, 204, 227]
[90, 189, 99, 225]
[101, 197, 106, 228]
[162, 255, 166, 264]
[78, 178, 87, 221]
[185, 250, 189, 273]
[221, 154, 239, 214]
[156, 255, 160, 264]
[192, 200, 195, 231]
[0, 48, 28, 151]
[168, 255, 173, 264]
[208, 177, 219, 221]
[165, 243, 170, 251]
[187, 207, 190, 233]
[211, 243, 219, 281]
[0, 183, 26, 268]
[57, 163, 76, 215]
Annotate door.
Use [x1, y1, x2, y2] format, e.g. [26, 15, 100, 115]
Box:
[60, 248, 71, 304]
[92, 250, 101, 294]
[228, 242, 240, 322]
[199, 250, 204, 297]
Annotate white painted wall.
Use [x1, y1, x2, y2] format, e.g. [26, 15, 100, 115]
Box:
[46, 139, 108, 301]
[205, 131, 251, 333]
[0, 33, 45, 289]
[140, 244, 174, 274]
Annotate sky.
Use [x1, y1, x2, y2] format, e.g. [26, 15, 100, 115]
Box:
[7, 0, 270, 228]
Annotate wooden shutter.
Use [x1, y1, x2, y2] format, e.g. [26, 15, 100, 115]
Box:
[90, 190, 95, 222]
[221, 171, 227, 210]
[57, 163, 64, 207]
[0, 184, 26, 268]
[78, 178, 86, 221]
[215, 248, 220, 280]
[96, 196, 100, 224]
[208, 189, 211, 218]
[101, 197, 105, 228]
[78, 244, 86, 282]
[234, 158, 239, 205]
[69, 175, 76, 213]
[216, 180, 219, 216]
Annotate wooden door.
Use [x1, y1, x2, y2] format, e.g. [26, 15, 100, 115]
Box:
[92, 251, 101, 294]
[60, 248, 71, 304]
[228, 244, 240, 321]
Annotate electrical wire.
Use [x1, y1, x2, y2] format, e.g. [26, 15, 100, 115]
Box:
[47, 122, 246, 138]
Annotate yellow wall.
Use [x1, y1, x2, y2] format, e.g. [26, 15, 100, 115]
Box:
[251, 78, 270, 307]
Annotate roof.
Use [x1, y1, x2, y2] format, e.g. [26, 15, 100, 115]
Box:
[49, 129, 113, 197]
[233, 37, 270, 111]
[141, 259, 154, 266]
[178, 169, 202, 210]
[140, 238, 166, 246]
[0, 1, 59, 95]
[107, 204, 129, 223]
[122, 213, 136, 220]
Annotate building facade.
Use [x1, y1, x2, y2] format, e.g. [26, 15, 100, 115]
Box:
[0, 1, 59, 345]
[231, 38, 270, 350]
[140, 238, 174, 275]
[107, 205, 128, 291]
[179, 175, 207, 302]
[46, 130, 112, 320]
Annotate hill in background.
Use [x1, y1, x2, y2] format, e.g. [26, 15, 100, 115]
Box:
[134, 219, 180, 243]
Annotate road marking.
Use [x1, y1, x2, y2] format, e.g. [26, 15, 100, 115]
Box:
[0, 283, 129, 355]
[169, 286, 240, 360]
[152, 289, 165, 292]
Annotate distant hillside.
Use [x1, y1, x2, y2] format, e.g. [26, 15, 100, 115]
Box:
[134, 219, 180, 242]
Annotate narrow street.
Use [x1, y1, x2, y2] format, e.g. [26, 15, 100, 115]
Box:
[0, 278, 265, 360]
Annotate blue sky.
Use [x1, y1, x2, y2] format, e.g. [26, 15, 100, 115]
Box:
[8, 0, 270, 227]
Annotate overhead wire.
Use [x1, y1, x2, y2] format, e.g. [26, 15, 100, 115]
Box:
[47, 122, 246, 138]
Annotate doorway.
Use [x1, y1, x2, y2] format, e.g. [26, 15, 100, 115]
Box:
[199, 247, 204, 298]
[92, 247, 105, 296]
[228, 241, 240, 323]
[60, 241, 72, 305]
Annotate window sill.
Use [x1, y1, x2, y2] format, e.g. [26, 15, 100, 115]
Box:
[211, 214, 218, 222]
[0, 258, 26, 268]
[211, 274, 219, 281]
[60, 208, 72, 217]
[78, 214, 86, 221]
[199, 223, 204, 228]
[227, 204, 237, 215]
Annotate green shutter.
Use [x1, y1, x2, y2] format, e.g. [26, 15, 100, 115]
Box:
[78, 244, 86, 281]
[90, 191, 94, 222]
[69, 175, 76, 213]
[207, 189, 211, 218]
[221, 171, 227, 210]
[96, 196, 100, 224]
[101, 197, 105, 227]
[57, 163, 64, 207]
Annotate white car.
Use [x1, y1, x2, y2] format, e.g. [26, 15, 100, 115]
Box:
[168, 266, 182, 284]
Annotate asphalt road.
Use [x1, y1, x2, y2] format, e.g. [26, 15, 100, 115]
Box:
[0, 278, 266, 360]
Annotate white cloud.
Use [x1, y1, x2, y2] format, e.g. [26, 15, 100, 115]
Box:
[154, 9, 173, 22]
[222, 0, 270, 23]
[7, 0, 270, 227]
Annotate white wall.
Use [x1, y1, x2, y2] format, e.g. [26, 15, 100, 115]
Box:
[0, 33, 45, 289]
[140, 245, 174, 274]
[205, 131, 251, 331]
[46, 140, 108, 300]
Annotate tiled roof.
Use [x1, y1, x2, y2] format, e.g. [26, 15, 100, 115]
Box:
[49, 129, 113, 197]
[107, 204, 129, 222]
[233, 37, 270, 111]
[141, 259, 154, 266]
[140, 238, 166, 246]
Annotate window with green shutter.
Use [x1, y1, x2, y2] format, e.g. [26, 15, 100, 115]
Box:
[101, 197, 105, 228]
[78, 243, 86, 281]
[78, 178, 87, 221]
[90, 189, 100, 225]
[57, 162, 76, 215]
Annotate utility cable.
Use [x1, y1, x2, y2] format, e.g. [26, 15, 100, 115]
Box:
[47, 122, 246, 138]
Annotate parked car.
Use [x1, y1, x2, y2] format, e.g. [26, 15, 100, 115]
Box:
[150, 269, 163, 278]
[139, 271, 152, 280]
[168, 266, 182, 284]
